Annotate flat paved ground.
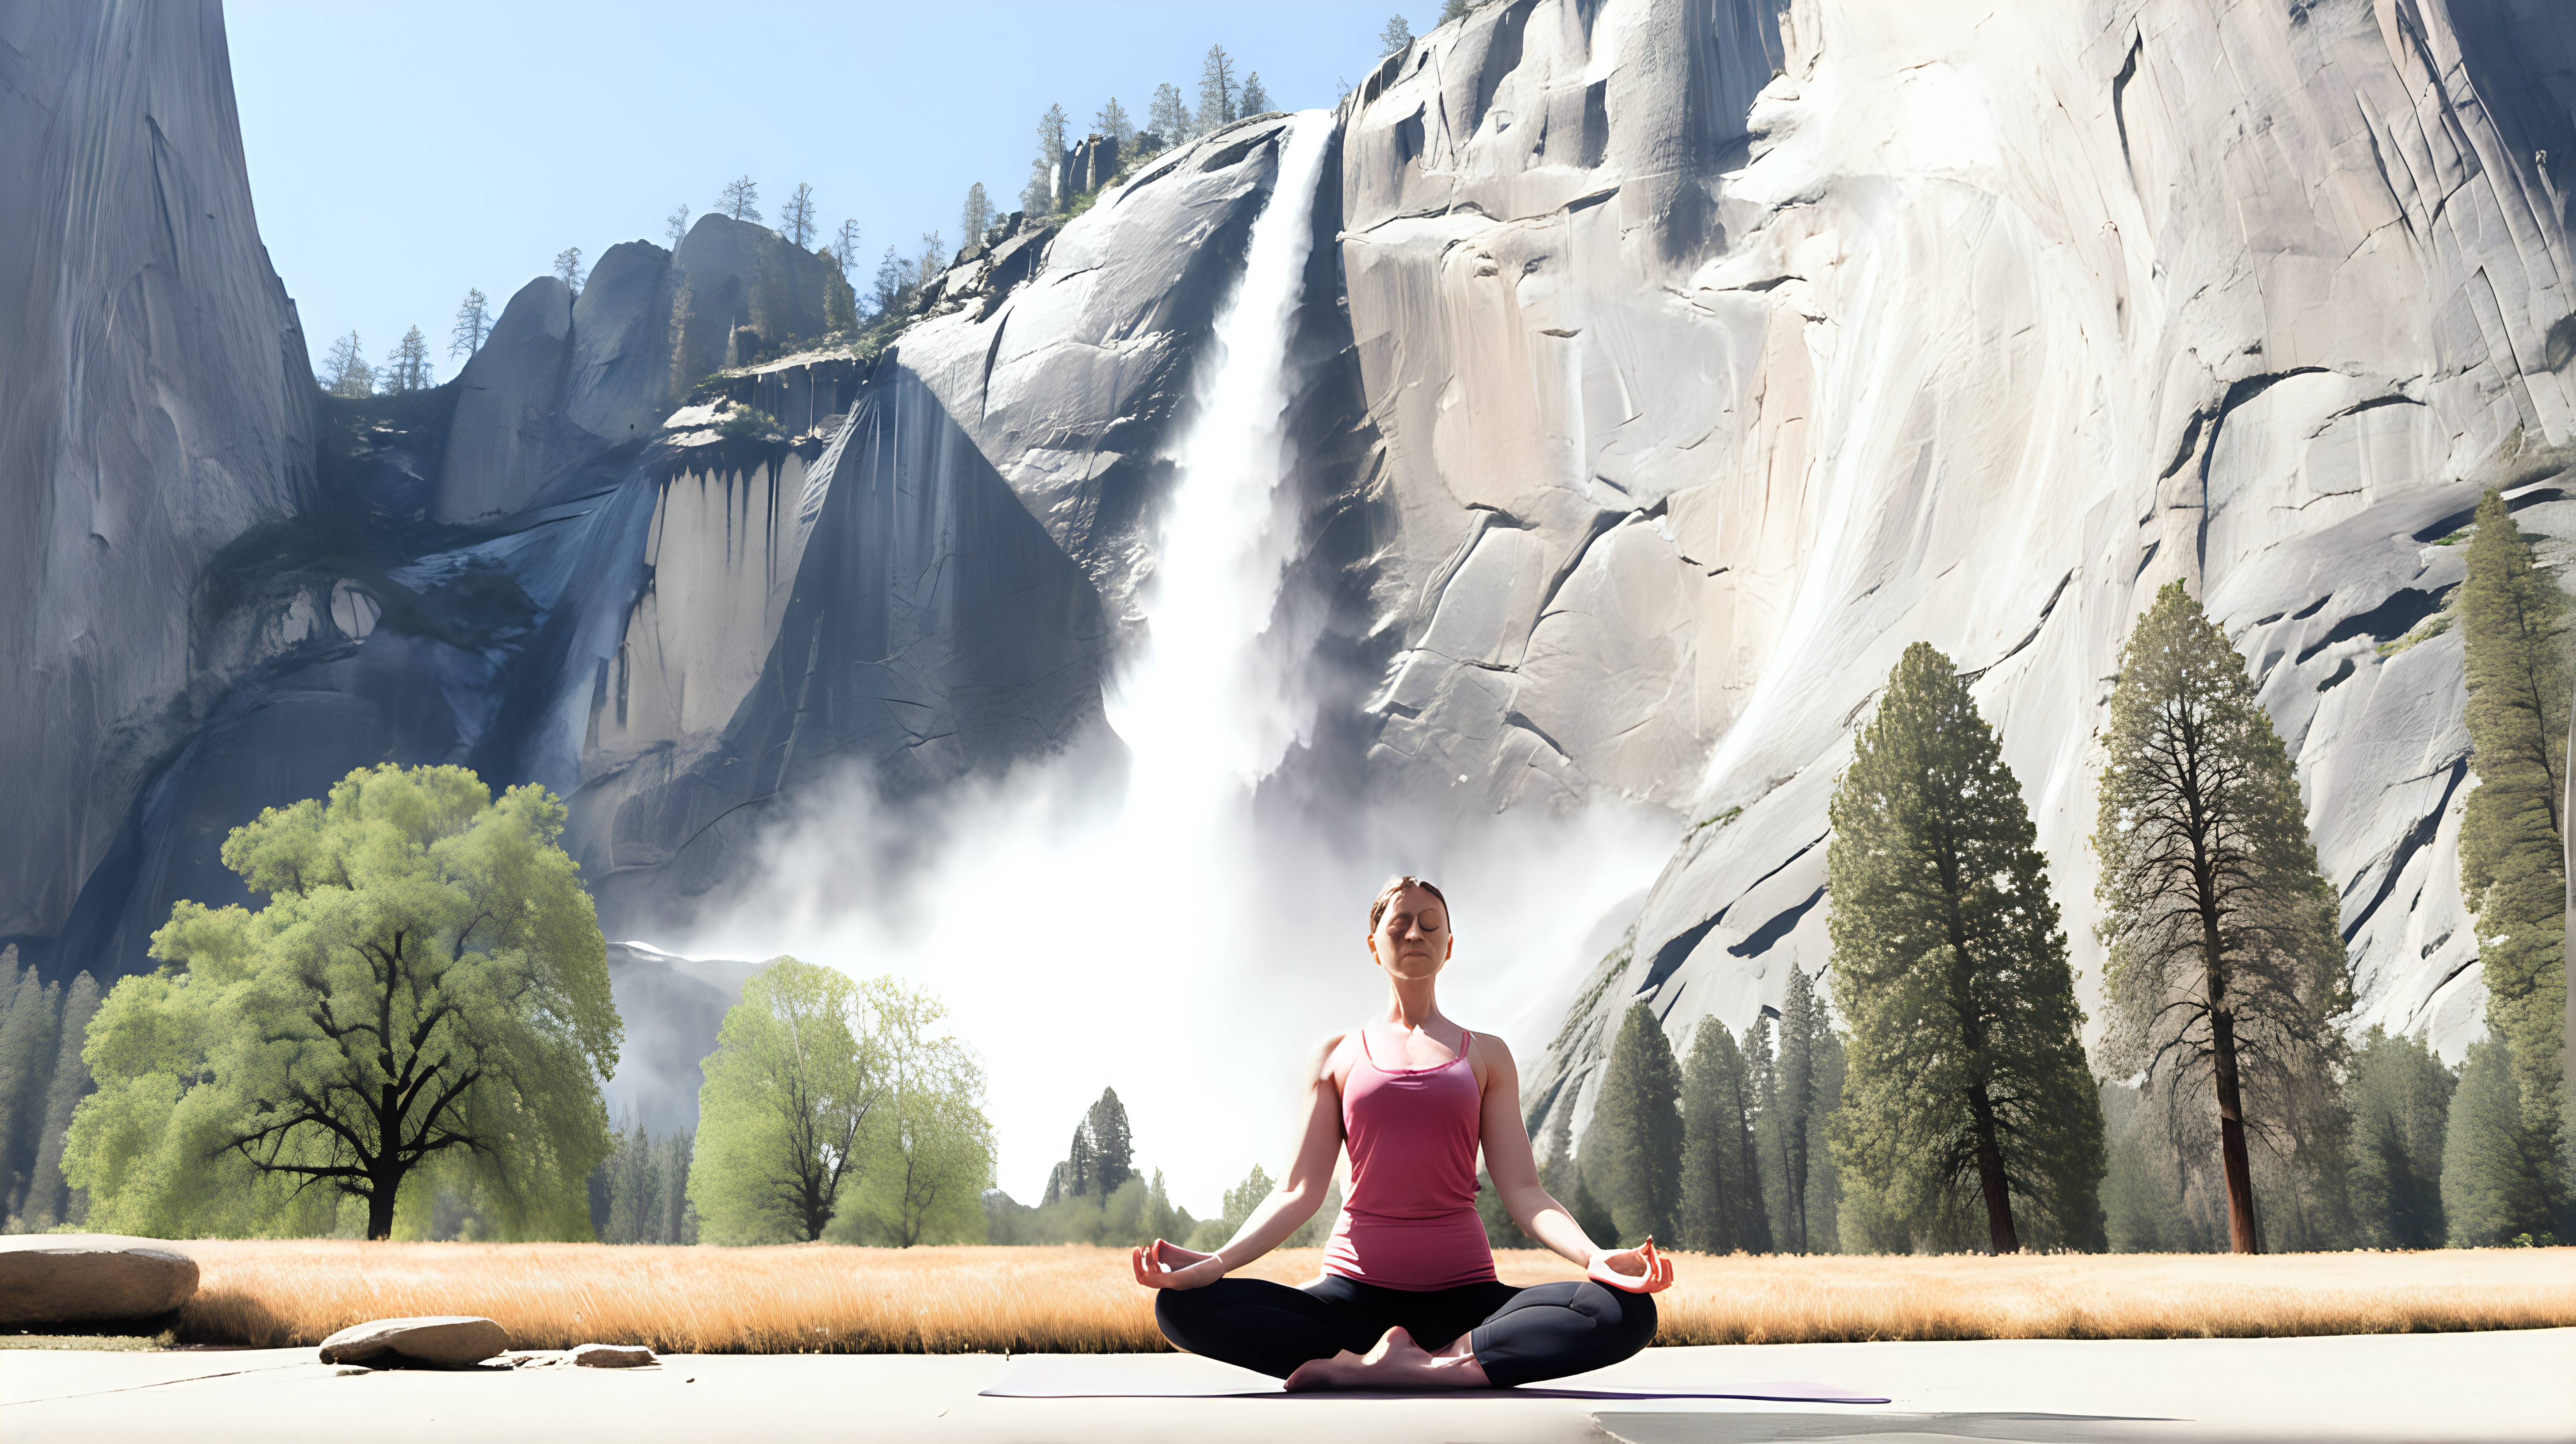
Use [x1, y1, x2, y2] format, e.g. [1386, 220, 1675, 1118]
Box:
[4, 1329, 2569, 1443]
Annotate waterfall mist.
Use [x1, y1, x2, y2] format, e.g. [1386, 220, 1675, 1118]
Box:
[667, 112, 1675, 1212]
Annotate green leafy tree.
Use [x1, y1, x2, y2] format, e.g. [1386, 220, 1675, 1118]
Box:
[665, 203, 690, 250]
[687, 959, 889, 1244]
[1380, 15, 1415, 54]
[960, 184, 993, 249]
[1147, 82, 1192, 144]
[63, 765, 618, 1240]
[2457, 488, 2569, 1142]
[2442, 1036, 2560, 1244]
[1591, 1002, 1682, 1244]
[1087, 1087, 1134, 1195]
[319, 330, 372, 397]
[779, 181, 817, 248]
[1679, 1016, 1770, 1253]
[843, 986, 991, 1246]
[1093, 99, 1135, 153]
[716, 175, 761, 222]
[1191, 1163, 1275, 1249]
[449, 290, 490, 360]
[1197, 45, 1238, 133]
[2095, 581, 2351, 1252]
[1827, 641, 2107, 1253]
[2342, 1026, 2453, 1249]
[1240, 72, 1271, 116]
[381, 326, 433, 392]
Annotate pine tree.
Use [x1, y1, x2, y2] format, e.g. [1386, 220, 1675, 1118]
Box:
[382, 326, 433, 392]
[22, 970, 100, 1229]
[2096, 580, 2352, 1253]
[1087, 1088, 1134, 1196]
[1680, 1017, 1770, 1253]
[832, 219, 861, 276]
[716, 174, 761, 223]
[1591, 1003, 1682, 1244]
[872, 246, 907, 318]
[1240, 73, 1271, 116]
[1064, 1119, 1097, 1199]
[0, 961, 59, 1220]
[1197, 45, 1239, 134]
[2343, 1026, 2453, 1249]
[1148, 82, 1192, 144]
[2457, 487, 2570, 1139]
[1538, 1082, 1578, 1200]
[1827, 641, 2108, 1253]
[1381, 15, 1415, 54]
[1440, 0, 1473, 22]
[449, 289, 491, 360]
[1023, 104, 1071, 217]
[1771, 971, 1823, 1252]
[779, 182, 817, 247]
[554, 246, 585, 294]
[319, 330, 373, 397]
[916, 231, 948, 297]
[1094, 98, 1135, 153]
[2442, 1036, 2561, 1244]
[666, 203, 690, 250]
[960, 184, 992, 249]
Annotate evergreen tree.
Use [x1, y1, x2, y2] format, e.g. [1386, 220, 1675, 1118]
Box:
[1679, 1017, 1770, 1253]
[1094, 98, 1135, 153]
[916, 231, 949, 297]
[1380, 15, 1415, 54]
[1441, 0, 1473, 22]
[832, 219, 861, 276]
[1148, 82, 1192, 144]
[1240, 73, 1271, 116]
[1064, 1119, 1097, 1198]
[2343, 1026, 2453, 1249]
[554, 246, 585, 294]
[449, 290, 491, 360]
[1087, 1088, 1134, 1196]
[22, 969, 100, 1229]
[1538, 1081, 1578, 1199]
[2442, 1036, 2561, 1244]
[2096, 580, 2352, 1253]
[381, 326, 433, 392]
[1827, 642, 2107, 1253]
[872, 247, 908, 318]
[666, 203, 690, 250]
[779, 181, 817, 248]
[822, 260, 858, 336]
[716, 174, 761, 222]
[319, 330, 372, 397]
[0, 960, 59, 1221]
[1774, 974, 1821, 1252]
[960, 184, 992, 249]
[1567, 1126, 1620, 1244]
[1197, 45, 1239, 133]
[1022, 104, 1070, 217]
[2457, 488, 2569, 1141]
[1591, 1003, 1682, 1244]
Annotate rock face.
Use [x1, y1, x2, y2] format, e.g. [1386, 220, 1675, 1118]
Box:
[1338, 0, 2576, 1129]
[8, 0, 2575, 1157]
[0, 1234, 199, 1325]
[318, 1316, 509, 1369]
[0, 0, 318, 946]
[600, 941, 762, 1136]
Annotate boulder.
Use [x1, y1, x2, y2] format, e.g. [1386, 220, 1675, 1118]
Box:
[317, 1316, 510, 1369]
[0, 1234, 198, 1326]
[570, 1343, 657, 1368]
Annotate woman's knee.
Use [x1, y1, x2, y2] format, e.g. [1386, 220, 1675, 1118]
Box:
[1574, 1282, 1658, 1357]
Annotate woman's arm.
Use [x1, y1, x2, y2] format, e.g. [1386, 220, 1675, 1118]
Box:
[1477, 1037, 1674, 1293]
[1131, 1034, 1347, 1290]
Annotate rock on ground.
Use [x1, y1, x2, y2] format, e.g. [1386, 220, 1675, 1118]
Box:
[315, 1316, 509, 1369]
[570, 1343, 658, 1368]
[0, 1234, 199, 1327]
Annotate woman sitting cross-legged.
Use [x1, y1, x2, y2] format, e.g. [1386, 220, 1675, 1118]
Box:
[1129, 874, 1674, 1391]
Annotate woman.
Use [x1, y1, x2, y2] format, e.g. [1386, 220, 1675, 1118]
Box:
[1130, 875, 1675, 1390]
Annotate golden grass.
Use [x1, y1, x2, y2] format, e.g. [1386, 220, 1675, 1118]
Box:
[171, 1242, 2576, 1354]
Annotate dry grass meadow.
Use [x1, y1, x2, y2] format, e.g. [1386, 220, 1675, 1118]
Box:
[169, 1241, 2576, 1354]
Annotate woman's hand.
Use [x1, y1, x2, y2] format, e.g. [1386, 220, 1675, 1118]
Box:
[1586, 1237, 1675, 1294]
[1129, 1238, 1227, 1290]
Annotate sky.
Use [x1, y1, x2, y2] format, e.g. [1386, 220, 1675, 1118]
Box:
[225, 1, 1444, 384]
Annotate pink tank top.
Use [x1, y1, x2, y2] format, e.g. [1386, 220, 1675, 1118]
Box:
[1321, 1027, 1498, 1291]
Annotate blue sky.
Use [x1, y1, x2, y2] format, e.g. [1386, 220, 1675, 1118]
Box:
[226, 1, 1441, 385]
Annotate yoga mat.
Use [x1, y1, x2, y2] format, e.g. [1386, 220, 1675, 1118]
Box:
[978, 1355, 1891, 1402]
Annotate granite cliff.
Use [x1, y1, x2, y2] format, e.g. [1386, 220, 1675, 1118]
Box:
[6, 0, 2572, 1146]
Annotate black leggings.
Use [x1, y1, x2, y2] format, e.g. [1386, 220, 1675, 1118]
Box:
[1154, 1274, 1656, 1387]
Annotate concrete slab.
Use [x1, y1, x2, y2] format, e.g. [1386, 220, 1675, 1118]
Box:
[2, 1329, 2568, 1443]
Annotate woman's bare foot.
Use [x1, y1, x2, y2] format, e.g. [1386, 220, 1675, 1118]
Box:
[1282, 1327, 1492, 1392]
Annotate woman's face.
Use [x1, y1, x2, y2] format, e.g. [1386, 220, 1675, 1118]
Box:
[1368, 885, 1454, 981]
